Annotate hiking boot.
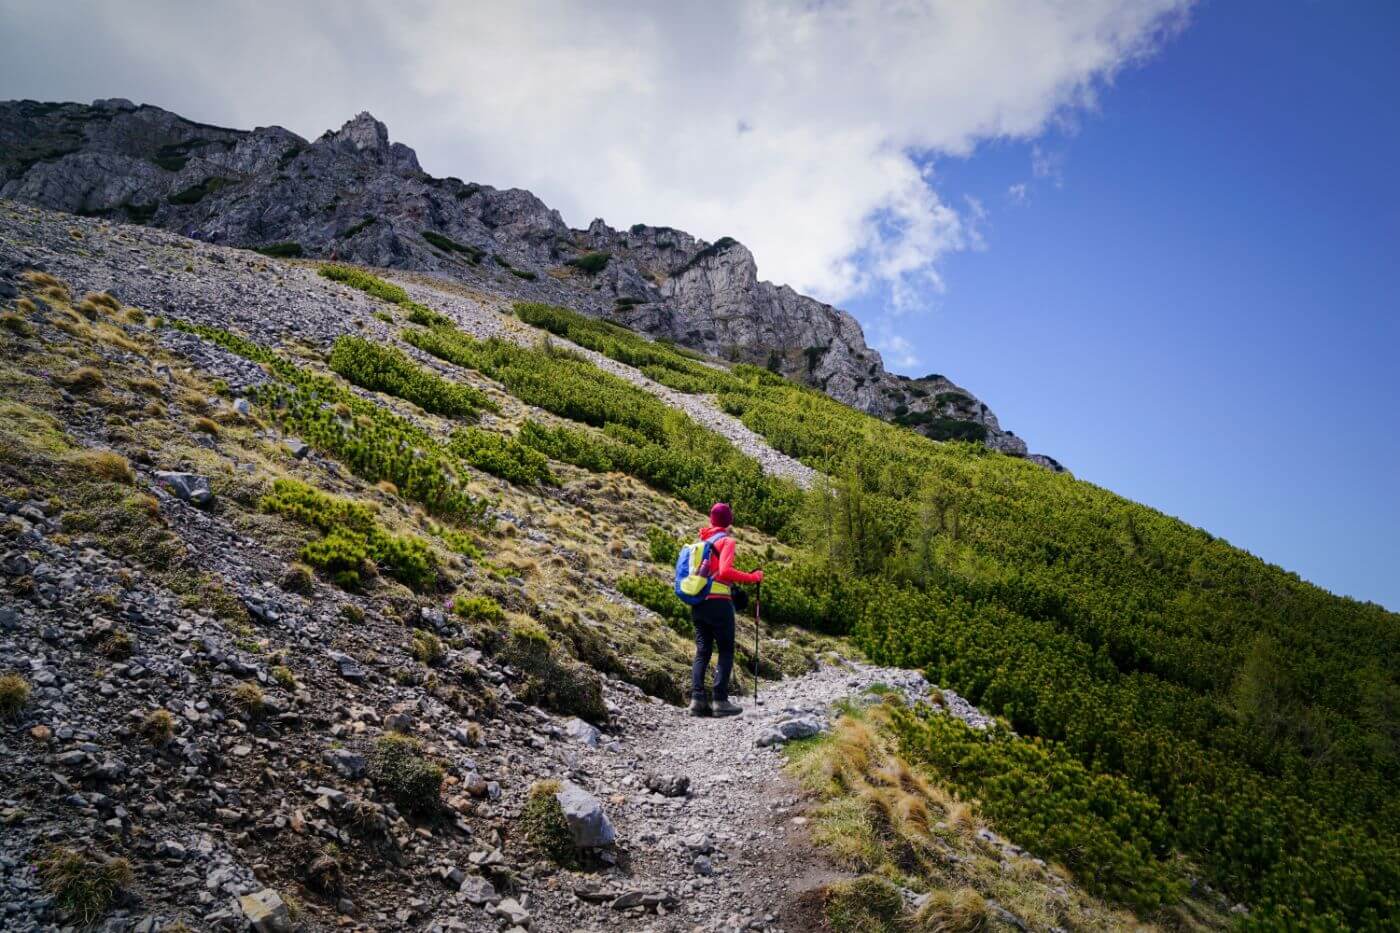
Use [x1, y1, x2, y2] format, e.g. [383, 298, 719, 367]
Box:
[710, 698, 743, 717]
[688, 696, 712, 717]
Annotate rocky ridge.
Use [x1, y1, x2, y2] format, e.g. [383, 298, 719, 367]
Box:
[0, 96, 1056, 465]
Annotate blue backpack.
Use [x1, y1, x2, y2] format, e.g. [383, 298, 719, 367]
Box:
[674, 533, 727, 606]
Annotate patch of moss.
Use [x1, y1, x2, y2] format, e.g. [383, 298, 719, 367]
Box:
[369, 732, 443, 815]
[521, 779, 577, 866]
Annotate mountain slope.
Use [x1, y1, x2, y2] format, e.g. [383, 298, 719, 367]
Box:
[2, 127, 1397, 928]
[0, 97, 1051, 464]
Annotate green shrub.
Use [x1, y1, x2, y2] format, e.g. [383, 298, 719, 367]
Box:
[319, 264, 450, 325]
[617, 575, 689, 637]
[369, 733, 443, 815]
[329, 334, 489, 418]
[564, 251, 610, 275]
[250, 242, 303, 258]
[644, 526, 680, 565]
[36, 848, 133, 925]
[448, 427, 554, 486]
[340, 216, 377, 238]
[452, 594, 504, 624]
[261, 478, 438, 591]
[422, 230, 484, 263]
[499, 620, 607, 723]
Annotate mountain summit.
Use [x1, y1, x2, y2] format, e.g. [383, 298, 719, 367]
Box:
[0, 97, 1058, 467]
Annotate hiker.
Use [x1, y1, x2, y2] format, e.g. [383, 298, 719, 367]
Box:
[678, 502, 763, 717]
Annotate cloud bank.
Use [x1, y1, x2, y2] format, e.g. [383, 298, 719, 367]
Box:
[0, 0, 1190, 304]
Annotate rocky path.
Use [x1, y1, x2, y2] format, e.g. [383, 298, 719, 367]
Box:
[522, 663, 936, 932]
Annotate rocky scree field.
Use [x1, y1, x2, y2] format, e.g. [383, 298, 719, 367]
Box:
[0, 199, 1394, 932]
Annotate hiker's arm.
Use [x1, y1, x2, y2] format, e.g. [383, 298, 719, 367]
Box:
[713, 539, 762, 585]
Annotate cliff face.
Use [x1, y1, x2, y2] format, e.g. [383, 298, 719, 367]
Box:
[0, 97, 1049, 462]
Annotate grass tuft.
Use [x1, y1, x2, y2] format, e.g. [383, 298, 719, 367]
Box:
[141, 708, 176, 744]
[36, 847, 133, 925]
[369, 732, 443, 815]
[0, 673, 31, 719]
[71, 449, 134, 484]
[55, 366, 104, 391]
[521, 779, 577, 865]
[227, 681, 265, 719]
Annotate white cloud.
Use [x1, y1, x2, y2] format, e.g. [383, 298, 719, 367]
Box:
[1007, 183, 1029, 204]
[872, 332, 921, 370]
[0, 0, 1191, 304]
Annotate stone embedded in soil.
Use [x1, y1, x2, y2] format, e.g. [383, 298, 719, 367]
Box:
[556, 780, 617, 849]
[153, 470, 213, 506]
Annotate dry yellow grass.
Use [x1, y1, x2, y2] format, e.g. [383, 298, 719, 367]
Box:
[787, 703, 1158, 933]
[71, 449, 135, 484]
[55, 366, 105, 391]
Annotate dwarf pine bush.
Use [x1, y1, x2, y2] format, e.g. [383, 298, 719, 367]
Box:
[261, 478, 437, 591]
[176, 322, 489, 525]
[329, 334, 489, 418]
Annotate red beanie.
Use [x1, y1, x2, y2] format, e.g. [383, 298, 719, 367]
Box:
[709, 502, 733, 528]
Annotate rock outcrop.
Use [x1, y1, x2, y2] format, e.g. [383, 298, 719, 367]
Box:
[0, 97, 1055, 462]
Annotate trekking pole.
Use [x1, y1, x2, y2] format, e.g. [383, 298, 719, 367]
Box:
[753, 583, 763, 706]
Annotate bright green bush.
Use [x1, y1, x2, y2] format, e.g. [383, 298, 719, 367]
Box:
[452, 594, 503, 624]
[645, 526, 680, 565]
[319, 264, 449, 324]
[261, 477, 437, 591]
[329, 334, 490, 418]
[448, 427, 554, 486]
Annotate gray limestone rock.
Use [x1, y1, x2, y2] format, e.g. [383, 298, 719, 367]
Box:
[554, 781, 616, 849]
[153, 471, 213, 507]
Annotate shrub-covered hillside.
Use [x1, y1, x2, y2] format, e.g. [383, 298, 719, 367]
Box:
[521, 301, 1400, 928]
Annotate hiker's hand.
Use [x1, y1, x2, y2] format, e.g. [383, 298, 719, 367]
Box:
[754, 570, 764, 583]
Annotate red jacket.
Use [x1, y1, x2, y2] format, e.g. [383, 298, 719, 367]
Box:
[698, 525, 762, 598]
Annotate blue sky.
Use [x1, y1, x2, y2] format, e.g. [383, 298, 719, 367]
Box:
[850, 0, 1400, 608]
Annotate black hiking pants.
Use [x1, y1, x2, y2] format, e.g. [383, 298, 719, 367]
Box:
[691, 597, 736, 702]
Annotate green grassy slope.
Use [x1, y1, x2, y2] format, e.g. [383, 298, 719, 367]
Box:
[517, 299, 1399, 928]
